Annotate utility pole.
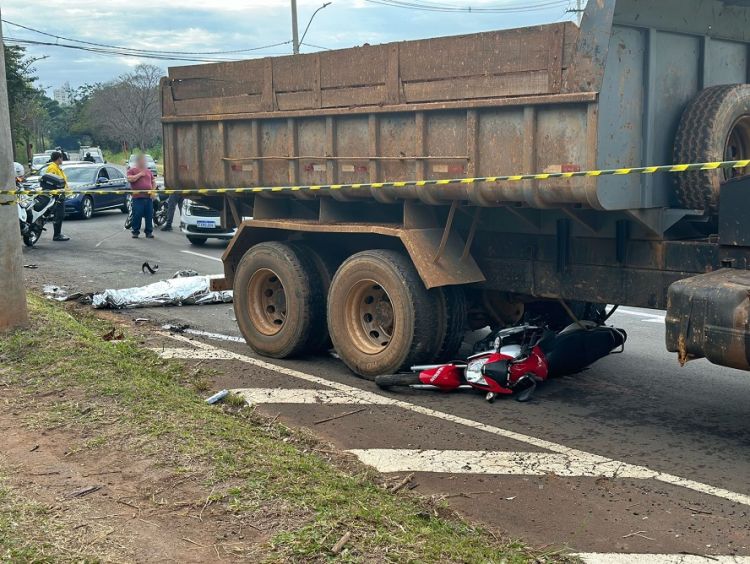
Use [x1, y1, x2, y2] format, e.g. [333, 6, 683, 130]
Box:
[291, 0, 300, 55]
[0, 7, 29, 330]
[567, 0, 584, 25]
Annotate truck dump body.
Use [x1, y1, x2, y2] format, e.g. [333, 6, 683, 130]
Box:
[163, 0, 750, 211]
[162, 21, 595, 209]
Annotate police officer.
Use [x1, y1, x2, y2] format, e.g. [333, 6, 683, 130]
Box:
[45, 151, 70, 242]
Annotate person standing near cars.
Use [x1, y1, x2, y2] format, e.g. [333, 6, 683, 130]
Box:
[161, 192, 183, 231]
[127, 153, 156, 239]
[45, 151, 70, 242]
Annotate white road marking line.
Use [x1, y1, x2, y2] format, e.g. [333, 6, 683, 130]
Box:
[234, 388, 389, 405]
[161, 326, 245, 343]
[180, 250, 223, 262]
[616, 308, 666, 322]
[348, 449, 665, 478]
[95, 229, 126, 248]
[576, 554, 750, 564]
[152, 348, 239, 360]
[159, 333, 750, 507]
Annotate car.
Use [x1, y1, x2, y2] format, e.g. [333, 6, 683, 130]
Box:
[79, 146, 105, 163]
[125, 154, 158, 177]
[180, 199, 237, 246]
[29, 154, 50, 173]
[27, 162, 130, 219]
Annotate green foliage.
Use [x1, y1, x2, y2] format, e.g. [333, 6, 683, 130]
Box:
[4, 45, 163, 159]
[4, 44, 41, 158]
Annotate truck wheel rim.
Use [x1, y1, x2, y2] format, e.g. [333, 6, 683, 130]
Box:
[344, 280, 394, 354]
[724, 115, 750, 180]
[247, 269, 286, 336]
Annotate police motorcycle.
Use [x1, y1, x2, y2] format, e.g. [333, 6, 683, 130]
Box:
[18, 171, 66, 247]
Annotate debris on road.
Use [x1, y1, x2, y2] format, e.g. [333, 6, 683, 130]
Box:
[173, 269, 199, 278]
[161, 323, 190, 333]
[390, 473, 415, 493]
[313, 407, 366, 425]
[92, 274, 232, 309]
[43, 284, 70, 301]
[205, 389, 229, 404]
[43, 284, 89, 303]
[23, 264, 38, 269]
[141, 261, 159, 275]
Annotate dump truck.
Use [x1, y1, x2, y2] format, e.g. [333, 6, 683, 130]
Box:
[161, 0, 750, 378]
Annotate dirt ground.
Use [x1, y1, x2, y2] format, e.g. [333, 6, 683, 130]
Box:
[0, 406, 270, 562]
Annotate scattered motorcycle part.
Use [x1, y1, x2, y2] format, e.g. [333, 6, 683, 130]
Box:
[205, 390, 230, 404]
[142, 261, 159, 275]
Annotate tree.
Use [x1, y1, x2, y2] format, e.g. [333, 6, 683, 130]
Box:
[86, 64, 163, 151]
[4, 44, 44, 159]
[14, 91, 47, 161]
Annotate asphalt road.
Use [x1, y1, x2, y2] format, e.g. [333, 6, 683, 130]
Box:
[20, 211, 750, 560]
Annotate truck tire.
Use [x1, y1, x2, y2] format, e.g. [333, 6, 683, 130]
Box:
[327, 250, 439, 380]
[233, 242, 325, 359]
[674, 84, 750, 211]
[435, 285, 468, 362]
[289, 243, 340, 353]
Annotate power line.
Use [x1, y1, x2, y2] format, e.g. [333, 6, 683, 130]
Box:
[301, 42, 333, 51]
[362, 0, 570, 13]
[3, 38, 294, 63]
[1, 19, 291, 57]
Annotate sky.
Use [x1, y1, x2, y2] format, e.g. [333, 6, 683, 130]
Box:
[1, 0, 582, 94]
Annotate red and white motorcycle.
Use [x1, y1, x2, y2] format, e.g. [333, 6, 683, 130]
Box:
[375, 324, 626, 402]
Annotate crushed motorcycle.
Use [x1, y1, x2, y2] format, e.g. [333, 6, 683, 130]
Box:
[375, 323, 627, 402]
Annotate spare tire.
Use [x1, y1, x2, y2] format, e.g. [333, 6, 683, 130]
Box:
[674, 84, 750, 211]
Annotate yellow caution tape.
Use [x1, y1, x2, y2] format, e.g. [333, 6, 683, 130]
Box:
[1, 159, 748, 202]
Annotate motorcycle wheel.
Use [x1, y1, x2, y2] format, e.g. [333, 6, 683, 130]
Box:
[153, 202, 167, 227]
[23, 229, 41, 247]
[374, 373, 422, 389]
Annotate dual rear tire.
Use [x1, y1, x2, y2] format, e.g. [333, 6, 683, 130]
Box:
[233, 243, 466, 379]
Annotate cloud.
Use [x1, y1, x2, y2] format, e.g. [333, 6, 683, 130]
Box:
[3, 0, 578, 90]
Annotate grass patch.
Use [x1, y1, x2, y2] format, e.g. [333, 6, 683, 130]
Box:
[0, 295, 571, 562]
[0, 478, 95, 563]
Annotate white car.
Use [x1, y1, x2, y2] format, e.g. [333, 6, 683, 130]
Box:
[180, 199, 237, 246]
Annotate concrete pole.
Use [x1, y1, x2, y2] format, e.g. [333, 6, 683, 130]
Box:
[0, 10, 29, 330]
[291, 0, 300, 54]
[577, 0, 583, 25]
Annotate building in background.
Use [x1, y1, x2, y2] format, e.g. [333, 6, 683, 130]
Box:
[53, 81, 73, 106]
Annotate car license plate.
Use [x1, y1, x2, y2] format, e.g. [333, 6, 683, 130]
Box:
[197, 220, 216, 229]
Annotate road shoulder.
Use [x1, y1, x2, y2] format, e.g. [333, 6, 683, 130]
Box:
[0, 294, 561, 563]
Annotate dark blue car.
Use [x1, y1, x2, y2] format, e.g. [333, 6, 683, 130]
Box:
[30, 163, 130, 219]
